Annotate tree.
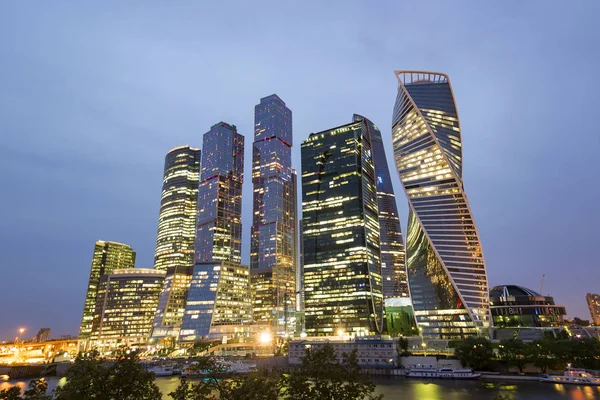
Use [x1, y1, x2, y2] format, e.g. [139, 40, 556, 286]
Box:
[169, 357, 279, 400]
[529, 337, 560, 373]
[22, 379, 52, 400]
[0, 386, 21, 400]
[497, 338, 528, 373]
[55, 352, 161, 400]
[278, 343, 383, 400]
[454, 337, 494, 371]
[572, 317, 591, 326]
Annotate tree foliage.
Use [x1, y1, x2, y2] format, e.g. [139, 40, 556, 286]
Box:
[0, 386, 21, 400]
[497, 338, 528, 373]
[0, 379, 52, 400]
[54, 351, 161, 400]
[278, 343, 383, 400]
[169, 357, 279, 400]
[454, 337, 494, 370]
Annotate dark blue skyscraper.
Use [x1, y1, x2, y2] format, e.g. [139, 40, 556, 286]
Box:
[251, 95, 298, 336]
[179, 122, 251, 342]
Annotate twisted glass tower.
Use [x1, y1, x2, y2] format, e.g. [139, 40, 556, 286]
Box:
[391, 71, 490, 338]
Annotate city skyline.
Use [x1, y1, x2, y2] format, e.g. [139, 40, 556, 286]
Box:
[1, 2, 599, 339]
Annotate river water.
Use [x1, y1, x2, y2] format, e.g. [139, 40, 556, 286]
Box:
[2, 376, 600, 399]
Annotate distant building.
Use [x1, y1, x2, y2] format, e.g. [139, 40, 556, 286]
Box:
[179, 122, 251, 341]
[288, 336, 397, 369]
[301, 117, 384, 337]
[34, 328, 51, 342]
[79, 241, 136, 346]
[489, 285, 566, 327]
[251, 95, 298, 337]
[151, 146, 201, 342]
[391, 71, 490, 338]
[384, 298, 417, 337]
[586, 293, 600, 325]
[90, 269, 165, 351]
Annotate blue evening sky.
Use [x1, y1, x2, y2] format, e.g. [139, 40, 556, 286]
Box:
[0, 1, 598, 339]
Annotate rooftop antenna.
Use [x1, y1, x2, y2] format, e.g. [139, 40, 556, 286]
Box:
[539, 274, 545, 295]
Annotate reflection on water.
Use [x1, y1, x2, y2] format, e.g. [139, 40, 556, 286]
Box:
[2, 376, 600, 399]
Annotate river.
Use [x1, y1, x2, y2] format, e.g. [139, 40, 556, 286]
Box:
[2, 376, 600, 399]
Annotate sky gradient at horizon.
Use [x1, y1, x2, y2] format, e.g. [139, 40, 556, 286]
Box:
[0, 1, 599, 339]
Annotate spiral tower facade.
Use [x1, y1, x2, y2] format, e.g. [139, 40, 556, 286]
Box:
[391, 71, 490, 338]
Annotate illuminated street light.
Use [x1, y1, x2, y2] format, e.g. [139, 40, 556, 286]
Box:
[337, 329, 344, 337]
[259, 332, 272, 345]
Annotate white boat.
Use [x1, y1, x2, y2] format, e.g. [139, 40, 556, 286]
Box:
[540, 367, 600, 385]
[407, 367, 481, 380]
[218, 360, 257, 374]
[148, 365, 174, 377]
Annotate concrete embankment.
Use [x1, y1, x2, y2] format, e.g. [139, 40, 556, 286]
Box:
[481, 373, 539, 381]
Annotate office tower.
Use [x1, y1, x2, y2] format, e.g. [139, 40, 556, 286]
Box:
[154, 146, 201, 271]
[79, 241, 136, 344]
[250, 95, 297, 335]
[90, 269, 165, 351]
[179, 122, 251, 341]
[490, 285, 566, 327]
[354, 114, 408, 299]
[391, 71, 490, 339]
[301, 117, 384, 337]
[586, 293, 600, 325]
[151, 146, 201, 342]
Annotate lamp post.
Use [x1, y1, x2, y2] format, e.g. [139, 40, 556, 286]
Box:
[18, 328, 25, 363]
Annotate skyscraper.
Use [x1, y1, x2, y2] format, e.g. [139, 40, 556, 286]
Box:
[154, 146, 201, 271]
[250, 95, 297, 335]
[301, 117, 384, 337]
[354, 114, 408, 299]
[179, 122, 251, 341]
[391, 71, 490, 339]
[79, 241, 136, 346]
[586, 293, 600, 326]
[90, 269, 165, 351]
[151, 146, 201, 341]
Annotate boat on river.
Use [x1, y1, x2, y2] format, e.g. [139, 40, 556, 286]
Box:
[147, 365, 174, 377]
[540, 367, 600, 385]
[407, 367, 481, 380]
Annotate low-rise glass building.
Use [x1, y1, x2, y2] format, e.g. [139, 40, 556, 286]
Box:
[489, 285, 566, 328]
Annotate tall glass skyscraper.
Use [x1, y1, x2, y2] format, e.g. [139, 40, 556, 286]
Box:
[353, 114, 408, 299]
[301, 117, 384, 337]
[391, 71, 490, 338]
[179, 122, 251, 342]
[79, 241, 136, 347]
[154, 146, 201, 271]
[151, 146, 201, 341]
[250, 95, 297, 335]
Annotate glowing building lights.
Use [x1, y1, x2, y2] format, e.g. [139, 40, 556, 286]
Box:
[392, 71, 490, 338]
[179, 122, 251, 342]
[89, 269, 165, 351]
[301, 117, 384, 337]
[151, 146, 201, 342]
[250, 95, 298, 336]
[78, 241, 136, 349]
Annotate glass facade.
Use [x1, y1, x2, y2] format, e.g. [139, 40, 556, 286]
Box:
[194, 122, 244, 264]
[586, 293, 600, 326]
[354, 114, 408, 300]
[179, 261, 252, 342]
[180, 122, 248, 341]
[301, 118, 384, 337]
[250, 95, 297, 335]
[90, 269, 165, 351]
[392, 71, 490, 339]
[79, 241, 136, 344]
[151, 146, 201, 341]
[490, 285, 566, 327]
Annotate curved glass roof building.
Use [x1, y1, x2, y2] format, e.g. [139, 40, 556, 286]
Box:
[391, 71, 490, 338]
